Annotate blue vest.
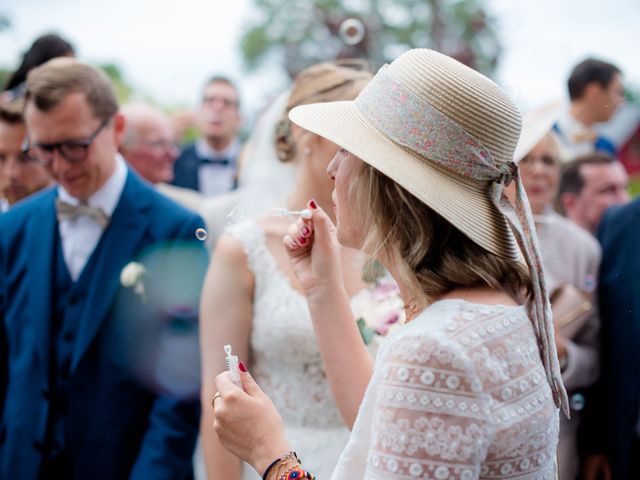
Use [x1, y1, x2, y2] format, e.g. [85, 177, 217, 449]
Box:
[42, 230, 103, 470]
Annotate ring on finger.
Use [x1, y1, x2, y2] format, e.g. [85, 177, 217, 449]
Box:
[211, 392, 222, 408]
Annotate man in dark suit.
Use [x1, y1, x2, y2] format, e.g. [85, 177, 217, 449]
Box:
[581, 197, 640, 479]
[0, 58, 204, 479]
[172, 76, 242, 197]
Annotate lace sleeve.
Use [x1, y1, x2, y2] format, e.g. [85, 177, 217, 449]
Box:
[367, 333, 495, 479]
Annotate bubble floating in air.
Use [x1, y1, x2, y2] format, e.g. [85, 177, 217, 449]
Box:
[339, 18, 365, 46]
[195, 228, 208, 241]
[569, 393, 585, 411]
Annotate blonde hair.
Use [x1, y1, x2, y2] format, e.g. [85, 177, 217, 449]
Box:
[354, 161, 532, 302]
[25, 57, 118, 119]
[275, 63, 371, 162]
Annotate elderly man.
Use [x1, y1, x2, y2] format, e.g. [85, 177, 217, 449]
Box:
[120, 103, 202, 212]
[0, 97, 54, 210]
[558, 153, 630, 235]
[172, 76, 242, 197]
[0, 58, 204, 479]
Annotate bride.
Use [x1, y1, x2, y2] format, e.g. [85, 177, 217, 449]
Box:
[210, 49, 566, 479]
[199, 62, 373, 479]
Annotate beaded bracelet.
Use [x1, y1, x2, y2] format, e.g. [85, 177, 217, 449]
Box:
[263, 452, 299, 480]
[262, 451, 315, 480]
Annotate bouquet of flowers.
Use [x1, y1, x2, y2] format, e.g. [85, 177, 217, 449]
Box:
[351, 273, 406, 347]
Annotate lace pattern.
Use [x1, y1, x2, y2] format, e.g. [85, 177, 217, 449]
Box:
[332, 299, 559, 479]
[228, 220, 354, 479]
[228, 220, 345, 429]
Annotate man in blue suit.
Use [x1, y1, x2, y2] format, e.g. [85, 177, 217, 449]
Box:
[0, 58, 204, 479]
[172, 76, 242, 197]
[581, 197, 640, 479]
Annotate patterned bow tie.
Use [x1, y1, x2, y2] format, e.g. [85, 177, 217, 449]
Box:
[55, 198, 110, 228]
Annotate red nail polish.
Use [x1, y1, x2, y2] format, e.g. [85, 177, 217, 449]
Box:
[238, 361, 247, 373]
[301, 226, 310, 236]
[298, 236, 308, 245]
[309, 199, 317, 209]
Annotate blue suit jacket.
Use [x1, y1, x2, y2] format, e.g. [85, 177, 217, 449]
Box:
[581, 198, 640, 477]
[0, 170, 205, 479]
[172, 143, 238, 193]
[172, 144, 201, 191]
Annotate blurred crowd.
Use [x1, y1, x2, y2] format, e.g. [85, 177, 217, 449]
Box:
[0, 32, 639, 479]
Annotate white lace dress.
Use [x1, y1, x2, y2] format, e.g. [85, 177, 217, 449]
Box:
[331, 299, 560, 479]
[228, 219, 356, 479]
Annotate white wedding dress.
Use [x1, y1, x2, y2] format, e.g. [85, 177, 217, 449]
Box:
[227, 219, 359, 479]
[331, 299, 560, 479]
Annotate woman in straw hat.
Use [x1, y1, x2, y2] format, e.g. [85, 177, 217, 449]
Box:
[210, 49, 567, 480]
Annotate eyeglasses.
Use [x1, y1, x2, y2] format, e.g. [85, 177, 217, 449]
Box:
[202, 95, 238, 109]
[138, 139, 180, 151]
[22, 116, 112, 166]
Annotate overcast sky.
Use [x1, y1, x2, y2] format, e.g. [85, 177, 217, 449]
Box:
[1, 0, 638, 121]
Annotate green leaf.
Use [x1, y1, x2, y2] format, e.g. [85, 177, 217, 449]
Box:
[357, 317, 376, 345]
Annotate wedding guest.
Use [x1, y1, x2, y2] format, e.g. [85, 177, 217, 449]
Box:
[553, 58, 624, 159]
[173, 76, 242, 196]
[0, 58, 203, 479]
[200, 90, 296, 251]
[210, 49, 566, 479]
[199, 62, 373, 479]
[1, 33, 74, 103]
[514, 105, 601, 480]
[580, 197, 640, 479]
[0, 97, 54, 209]
[120, 102, 203, 212]
[558, 153, 629, 235]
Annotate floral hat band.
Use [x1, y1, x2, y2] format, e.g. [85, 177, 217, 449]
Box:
[355, 66, 517, 187]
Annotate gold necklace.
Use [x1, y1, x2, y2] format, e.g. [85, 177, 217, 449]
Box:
[403, 303, 420, 323]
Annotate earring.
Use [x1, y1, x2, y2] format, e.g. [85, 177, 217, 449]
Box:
[302, 147, 311, 156]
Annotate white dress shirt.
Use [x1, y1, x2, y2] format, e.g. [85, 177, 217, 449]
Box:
[58, 154, 127, 281]
[195, 138, 240, 197]
[0, 198, 8, 213]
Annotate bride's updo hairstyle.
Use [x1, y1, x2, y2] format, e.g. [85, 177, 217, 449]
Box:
[274, 63, 372, 162]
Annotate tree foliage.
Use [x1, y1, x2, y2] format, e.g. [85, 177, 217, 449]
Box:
[240, 0, 501, 78]
[99, 63, 134, 104]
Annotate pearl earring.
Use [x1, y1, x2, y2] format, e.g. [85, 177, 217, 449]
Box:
[303, 147, 311, 156]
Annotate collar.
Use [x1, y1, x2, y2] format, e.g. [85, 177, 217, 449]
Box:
[558, 108, 594, 135]
[0, 198, 9, 213]
[195, 137, 240, 162]
[57, 153, 128, 216]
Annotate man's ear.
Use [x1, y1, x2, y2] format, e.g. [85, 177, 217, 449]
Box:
[113, 111, 126, 148]
[559, 192, 576, 217]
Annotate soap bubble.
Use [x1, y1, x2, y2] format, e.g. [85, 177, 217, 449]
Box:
[569, 393, 585, 411]
[114, 242, 208, 399]
[339, 18, 365, 46]
[195, 228, 208, 241]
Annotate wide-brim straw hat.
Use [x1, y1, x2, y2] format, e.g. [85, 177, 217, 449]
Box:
[514, 100, 565, 163]
[290, 49, 522, 261]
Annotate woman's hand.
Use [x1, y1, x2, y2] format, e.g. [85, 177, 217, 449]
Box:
[213, 368, 292, 476]
[283, 199, 344, 300]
